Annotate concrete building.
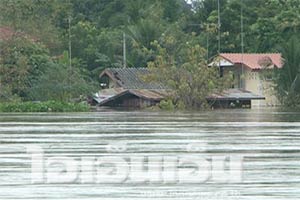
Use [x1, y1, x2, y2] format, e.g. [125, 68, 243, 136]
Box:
[210, 53, 283, 107]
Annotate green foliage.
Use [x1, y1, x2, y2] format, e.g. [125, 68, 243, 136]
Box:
[2, 0, 300, 64]
[159, 99, 175, 111]
[0, 36, 96, 103]
[271, 36, 300, 106]
[0, 37, 52, 100]
[127, 18, 163, 50]
[1, 0, 300, 110]
[147, 32, 233, 109]
[276, 36, 300, 92]
[281, 94, 300, 110]
[250, 18, 281, 52]
[69, 22, 123, 76]
[28, 62, 96, 102]
[0, 0, 64, 52]
[0, 101, 90, 112]
[187, 0, 300, 55]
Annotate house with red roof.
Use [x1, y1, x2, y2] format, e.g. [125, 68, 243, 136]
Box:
[210, 53, 283, 107]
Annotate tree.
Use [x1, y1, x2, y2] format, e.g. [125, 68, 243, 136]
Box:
[2, 0, 300, 107]
[0, 37, 51, 101]
[28, 58, 96, 102]
[68, 21, 123, 78]
[146, 33, 232, 109]
[0, 0, 65, 53]
[271, 36, 300, 107]
[250, 18, 281, 52]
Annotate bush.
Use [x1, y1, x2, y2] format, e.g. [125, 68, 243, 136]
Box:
[159, 99, 175, 110]
[0, 101, 90, 112]
[281, 93, 300, 110]
[28, 61, 96, 102]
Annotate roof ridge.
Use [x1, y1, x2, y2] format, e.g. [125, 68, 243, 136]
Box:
[221, 52, 280, 54]
[106, 67, 148, 70]
[101, 67, 166, 90]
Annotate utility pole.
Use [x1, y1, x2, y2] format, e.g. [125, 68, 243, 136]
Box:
[68, 16, 72, 70]
[217, 0, 221, 55]
[217, 0, 222, 77]
[207, 32, 209, 62]
[67, 0, 72, 101]
[123, 32, 126, 68]
[240, 0, 244, 89]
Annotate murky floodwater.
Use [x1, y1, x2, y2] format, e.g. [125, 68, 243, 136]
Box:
[0, 109, 300, 200]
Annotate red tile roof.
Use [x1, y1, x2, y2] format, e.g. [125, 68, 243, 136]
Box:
[220, 53, 283, 70]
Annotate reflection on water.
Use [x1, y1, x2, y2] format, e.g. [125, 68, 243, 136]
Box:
[0, 109, 300, 199]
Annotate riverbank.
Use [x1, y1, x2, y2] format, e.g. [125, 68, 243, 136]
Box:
[0, 101, 90, 112]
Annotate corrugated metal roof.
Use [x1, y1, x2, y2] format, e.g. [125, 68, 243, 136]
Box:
[207, 89, 265, 100]
[95, 88, 264, 106]
[129, 89, 168, 100]
[93, 88, 126, 104]
[219, 53, 283, 70]
[94, 88, 168, 106]
[100, 68, 166, 90]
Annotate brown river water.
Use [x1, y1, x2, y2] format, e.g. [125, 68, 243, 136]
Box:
[0, 109, 299, 199]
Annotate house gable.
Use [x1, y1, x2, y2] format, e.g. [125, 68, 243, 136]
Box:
[96, 68, 168, 107]
[208, 57, 234, 67]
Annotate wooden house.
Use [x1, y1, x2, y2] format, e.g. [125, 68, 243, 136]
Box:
[94, 68, 168, 108]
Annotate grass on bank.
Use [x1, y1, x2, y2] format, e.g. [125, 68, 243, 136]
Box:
[0, 101, 90, 112]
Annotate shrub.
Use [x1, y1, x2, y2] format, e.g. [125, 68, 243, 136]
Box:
[28, 61, 96, 102]
[281, 93, 300, 110]
[159, 99, 175, 110]
[0, 101, 90, 112]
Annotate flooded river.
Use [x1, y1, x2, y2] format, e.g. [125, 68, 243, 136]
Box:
[0, 109, 299, 199]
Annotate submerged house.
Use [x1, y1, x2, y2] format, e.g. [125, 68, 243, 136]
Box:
[94, 67, 265, 108]
[94, 68, 168, 108]
[207, 88, 265, 108]
[210, 53, 283, 107]
[94, 53, 282, 109]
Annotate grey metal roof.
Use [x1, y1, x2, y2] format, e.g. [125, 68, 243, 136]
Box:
[101, 68, 166, 90]
[207, 89, 265, 101]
